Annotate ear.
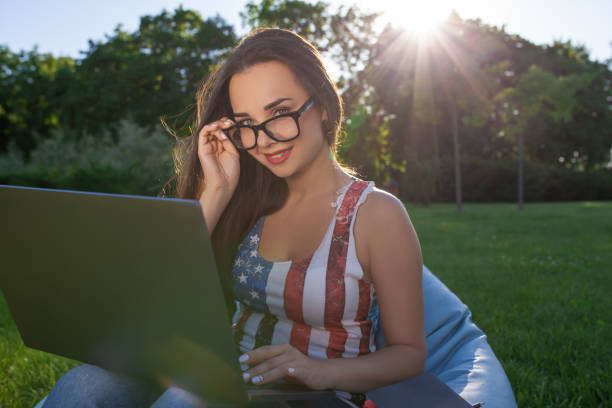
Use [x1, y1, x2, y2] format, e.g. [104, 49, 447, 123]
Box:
[321, 108, 328, 123]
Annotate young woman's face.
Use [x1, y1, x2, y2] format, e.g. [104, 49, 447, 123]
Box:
[228, 61, 328, 179]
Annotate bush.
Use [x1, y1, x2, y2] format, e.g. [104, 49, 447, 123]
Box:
[432, 156, 612, 202]
[0, 119, 175, 197]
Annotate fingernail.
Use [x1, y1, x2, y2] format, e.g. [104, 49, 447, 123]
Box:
[252, 375, 263, 384]
[224, 120, 232, 125]
[242, 372, 250, 381]
[287, 367, 296, 375]
[220, 132, 228, 140]
[238, 354, 249, 363]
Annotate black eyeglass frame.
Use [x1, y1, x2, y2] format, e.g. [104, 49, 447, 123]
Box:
[225, 98, 315, 150]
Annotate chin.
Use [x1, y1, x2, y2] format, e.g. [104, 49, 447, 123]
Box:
[264, 163, 297, 179]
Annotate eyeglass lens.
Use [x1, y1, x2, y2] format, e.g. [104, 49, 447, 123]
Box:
[228, 116, 298, 149]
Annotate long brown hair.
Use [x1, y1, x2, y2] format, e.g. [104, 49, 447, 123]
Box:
[173, 28, 346, 316]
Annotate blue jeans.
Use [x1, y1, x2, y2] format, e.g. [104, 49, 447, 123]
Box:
[42, 364, 351, 408]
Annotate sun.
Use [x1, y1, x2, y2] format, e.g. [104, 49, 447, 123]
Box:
[385, 4, 447, 38]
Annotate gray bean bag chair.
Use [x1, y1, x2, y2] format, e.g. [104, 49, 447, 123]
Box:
[368, 265, 517, 407]
[35, 265, 516, 407]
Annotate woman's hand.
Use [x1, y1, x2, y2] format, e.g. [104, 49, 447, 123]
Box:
[197, 117, 240, 202]
[239, 344, 331, 390]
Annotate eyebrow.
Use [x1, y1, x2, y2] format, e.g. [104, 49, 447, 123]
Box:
[232, 98, 293, 118]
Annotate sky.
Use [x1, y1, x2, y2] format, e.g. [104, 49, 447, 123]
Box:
[0, 0, 610, 63]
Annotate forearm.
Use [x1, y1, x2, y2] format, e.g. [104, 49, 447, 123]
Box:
[198, 187, 231, 234]
[320, 344, 427, 393]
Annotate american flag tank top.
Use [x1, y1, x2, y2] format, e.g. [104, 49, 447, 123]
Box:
[231, 179, 378, 360]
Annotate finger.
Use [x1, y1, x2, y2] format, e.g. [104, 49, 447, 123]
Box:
[216, 117, 236, 129]
[199, 123, 235, 159]
[243, 352, 294, 381]
[198, 126, 225, 176]
[214, 117, 241, 151]
[211, 127, 239, 155]
[205, 123, 240, 157]
[206, 117, 235, 143]
[250, 364, 296, 386]
[198, 124, 220, 155]
[239, 344, 291, 366]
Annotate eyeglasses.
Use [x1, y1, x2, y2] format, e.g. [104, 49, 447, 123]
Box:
[224, 98, 314, 150]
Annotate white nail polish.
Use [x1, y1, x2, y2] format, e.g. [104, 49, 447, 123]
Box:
[239, 354, 249, 363]
[287, 367, 296, 375]
[242, 372, 250, 381]
[252, 375, 263, 384]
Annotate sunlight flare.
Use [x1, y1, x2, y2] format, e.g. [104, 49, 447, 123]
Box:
[386, 4, 447, 38]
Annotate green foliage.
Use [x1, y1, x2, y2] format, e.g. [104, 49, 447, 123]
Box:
[68, 7, 236, 138]
[0, 46, 76, 155]
[240, 0, 380, 75]
[494, 65, 594, 140]
[0, 119, 175, 196]
[337, 106, 405, 185]
[0, 7, 237, 156]
[0, 3, 611, 201]
[433, 156, 612, 202]
[338, 11, 611, 201]
[241, 0, 328, 42]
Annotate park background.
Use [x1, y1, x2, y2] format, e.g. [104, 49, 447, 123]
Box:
[1, 0, 611, 406]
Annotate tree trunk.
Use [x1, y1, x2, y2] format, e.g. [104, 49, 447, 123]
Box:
[431, 112, 440, 207]
[451, 96, 462, 213]
[518, 132, 524, 211]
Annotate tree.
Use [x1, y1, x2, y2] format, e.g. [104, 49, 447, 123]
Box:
[494, 65, 594, 209]
[351, 13, 504, 206]
[69, 7, 237, 138]
[0, 7, 238, 161]
[240, 0, 380, 80]
[0, 46, 75, 156]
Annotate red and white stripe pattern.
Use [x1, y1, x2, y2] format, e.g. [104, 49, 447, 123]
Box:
[232, 180, 377, 360]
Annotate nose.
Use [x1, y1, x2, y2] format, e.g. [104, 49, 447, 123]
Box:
[256, 128, 276, 149]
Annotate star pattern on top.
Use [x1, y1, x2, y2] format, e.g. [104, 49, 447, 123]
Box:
[249, 234, 260, 245]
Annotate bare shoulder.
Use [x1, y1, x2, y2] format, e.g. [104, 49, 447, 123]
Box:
[356, 187, 411, 226]
[353, 187, 420, 281]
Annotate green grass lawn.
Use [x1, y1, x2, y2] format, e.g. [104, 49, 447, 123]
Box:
[2, 201, 611, 407]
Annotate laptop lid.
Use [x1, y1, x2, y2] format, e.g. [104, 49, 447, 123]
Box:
[0, 184, 250, 404]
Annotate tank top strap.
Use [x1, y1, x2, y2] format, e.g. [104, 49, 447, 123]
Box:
[332, 180, 373, 237]
[323, 179, 374, 336]
[325, 180, 373, 274]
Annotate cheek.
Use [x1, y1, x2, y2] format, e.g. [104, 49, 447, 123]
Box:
[303, 119, 328, 150]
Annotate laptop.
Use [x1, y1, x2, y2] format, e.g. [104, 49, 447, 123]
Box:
[0, 184, 333, 405]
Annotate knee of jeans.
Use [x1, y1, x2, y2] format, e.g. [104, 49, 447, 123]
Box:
[53, 364, 118, 400]
[51, 363, 157, 404]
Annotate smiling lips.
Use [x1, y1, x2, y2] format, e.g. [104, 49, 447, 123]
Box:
[264, 147, 292, 164]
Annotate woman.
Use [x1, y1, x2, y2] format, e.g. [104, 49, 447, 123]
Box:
[42, 27, 426, 407]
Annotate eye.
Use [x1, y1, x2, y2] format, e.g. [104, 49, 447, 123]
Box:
[237, 118, 253, 126]
[273, 107, 290, 116]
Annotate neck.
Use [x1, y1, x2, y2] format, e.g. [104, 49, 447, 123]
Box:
[284, 147, 352, 204]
